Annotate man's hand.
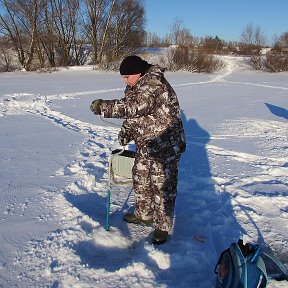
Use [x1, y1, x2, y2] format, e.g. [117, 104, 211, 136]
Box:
[118, 126, 132, 146]
[90, 99, 102, 115]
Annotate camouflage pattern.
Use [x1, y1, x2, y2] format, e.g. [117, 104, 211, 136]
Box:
[132, 147, 180, 231]
[99, 65, 186, 231]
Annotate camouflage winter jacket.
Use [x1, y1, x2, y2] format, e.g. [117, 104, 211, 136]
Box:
[100, 65, 186, 160]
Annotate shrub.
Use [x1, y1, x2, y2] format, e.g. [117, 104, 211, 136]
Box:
[160, 45, 224, 73]
[248, 55, 263, 70]
[264, 53, 288, 72]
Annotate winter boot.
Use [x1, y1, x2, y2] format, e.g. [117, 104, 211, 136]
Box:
[124, 213, 153, 226]
[152, 229, 168, 245]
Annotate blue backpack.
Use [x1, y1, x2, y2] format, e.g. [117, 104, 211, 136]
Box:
[214, 239, 288, 288]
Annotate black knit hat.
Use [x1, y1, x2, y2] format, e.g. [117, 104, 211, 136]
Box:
[120, 55, 151, 75]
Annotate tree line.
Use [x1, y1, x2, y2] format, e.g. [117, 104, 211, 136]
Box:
[147, 20, 288, 73]
[1, 1, 287, 72]
[0, 0, 145, 71]
[146, 19, 287, 56]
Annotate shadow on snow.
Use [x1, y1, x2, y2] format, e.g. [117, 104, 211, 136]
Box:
[265, 103, 288, 120]
[65, 111, 265, 286]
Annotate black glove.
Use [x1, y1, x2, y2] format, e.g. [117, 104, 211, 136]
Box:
[90, 99, 102, 115]
[118, 126, 132, 146]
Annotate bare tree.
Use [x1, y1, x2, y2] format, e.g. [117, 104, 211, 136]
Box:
[82, 0, 107, 64]
[0, 0, 41, 70]
[82, 0, 145, 65]
[168, 18, 195, 46]
[104, 0, 145, 61]
[241, 23, 254, 46]
[145, 32, 162, 47]
[23, 0, 42, 69]
[98, 0, 116, 62]
[240, 23, 266, 55]
[0, 0, 145, 69]
[263, 31, 288, 72]
[0, 1, 21, 66]
[273, 32, 288, 53]
[176, 28, 194, 46]
[169, 18, 183, 45]
[0, 35, 14, 71]
[38, 0, 57, 67]
[49, 0, 81, 66]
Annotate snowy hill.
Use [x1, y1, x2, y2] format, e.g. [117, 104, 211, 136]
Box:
[0, 57, 287, 287]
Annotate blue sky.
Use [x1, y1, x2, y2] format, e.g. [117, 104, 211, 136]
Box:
[145, 0, 287, 43]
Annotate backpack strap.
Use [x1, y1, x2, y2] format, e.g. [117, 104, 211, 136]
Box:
[261, 251, 288, 280]
[254, 256, 268, 287]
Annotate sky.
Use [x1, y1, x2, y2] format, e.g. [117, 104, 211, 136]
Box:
[145, 0, 288, 43]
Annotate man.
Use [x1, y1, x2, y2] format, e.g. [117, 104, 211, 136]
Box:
[90, 55, 186, 244]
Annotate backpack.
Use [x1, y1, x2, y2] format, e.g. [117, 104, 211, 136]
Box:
[214, 239, 288, 288]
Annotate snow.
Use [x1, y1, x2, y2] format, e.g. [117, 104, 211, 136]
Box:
[0, 56, 287, 287]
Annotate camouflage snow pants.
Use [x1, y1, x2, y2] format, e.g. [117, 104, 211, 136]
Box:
[132, 147, 180, 232]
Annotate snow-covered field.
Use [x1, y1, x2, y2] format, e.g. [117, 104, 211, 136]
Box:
[0, 56, 287, 287]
